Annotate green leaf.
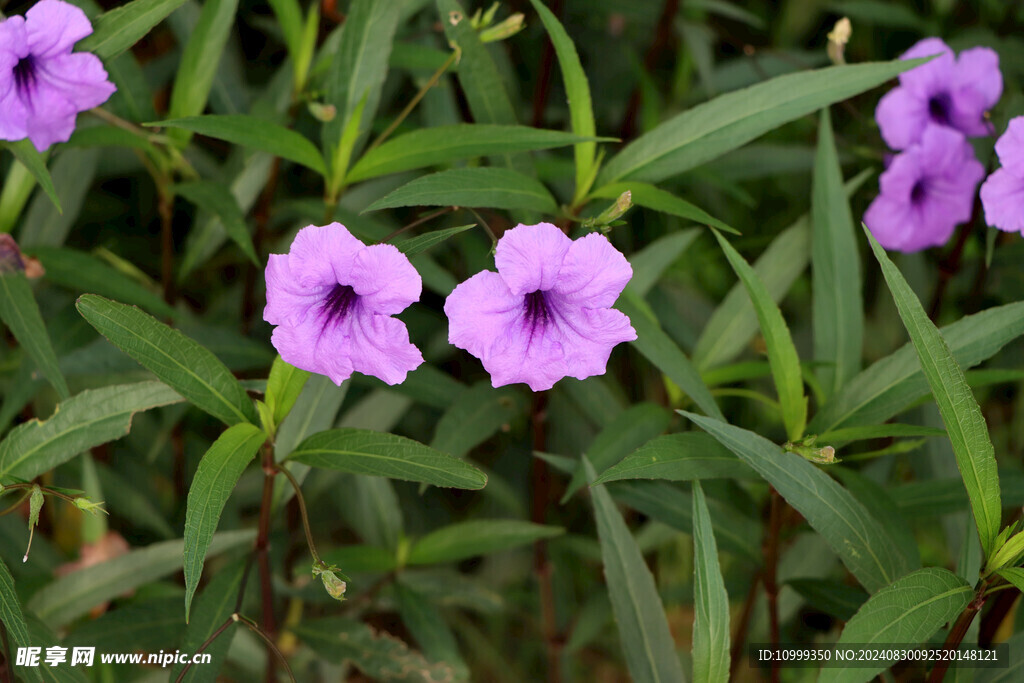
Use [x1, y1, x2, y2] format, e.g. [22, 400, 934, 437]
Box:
[691, 482, 730, 683]
[0, 157, 37, 234]
[563, 402, 670, 502]
[265, 356, 310, 427]
[429, 382, 524, 459]
[591, 182, 738, 234]
[812, 109, 863, 398]
[996, 567, 1024, 592]
[832, 467, 921, 573]
[809, 301, 1024, 433]
[711, 230, 807, 440]
[599, 58, 924, 184]
[150, 116, 327, 176]
[348, 125, 603, 183]
[183, 422, 264, 621]
[526, 0, 597, 199]
[408, 519, 564, 565]
[365, 168, 557, 214]
[78, 0, 189, 60]
[27, 246, 176, 319]
[786, 578, 867, 622]
[587, 459, 687, 683]
[287, 428, 487, 489]
[680, 411, 913, 592]
[165, 0, 239, 146]
[3, 140, 60, 213]
[267, 0, 303, 61]
[171, 559, 246, 683]
[19, 147, 98, 248]
[394, 580, 469, 681]
[978, 630, 1024, 683]
[76, 295, 259, 427]
[0, 271, 70, 399]
[28, 530, 253, 627]
[594, 433, 756, 484]
[174, 181, 258, 266]
[394, 224, 478, 257]
[830, 568, 972, 683]
[322, 0, 401, 162]
[865, 228, 1002, 557]
[0, 382, 182, 482]
[627, 229, 700, 297]
[616, 290, 723, 421]
[818, 423, 946, 444]
[0, 558, 40, 683]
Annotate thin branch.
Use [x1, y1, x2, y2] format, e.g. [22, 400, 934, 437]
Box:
[236, 614, 297, 683]
[173, 617, 235, 683]
[275, 463, 323, 567]
[380, 206, 456, 244]
[255, 442, 278, 683]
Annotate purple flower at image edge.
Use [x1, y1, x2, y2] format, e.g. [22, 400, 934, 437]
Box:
[264, 223, 424, 386]
[981, 117, 1024, 235]
[875, 37, 1001, 150]
[864, 125, 984, 252]
[444, 223, 637, 392]
[0, 0, 116, 151]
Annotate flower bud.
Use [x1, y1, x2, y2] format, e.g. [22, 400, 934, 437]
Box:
[827, 17, 851, 65]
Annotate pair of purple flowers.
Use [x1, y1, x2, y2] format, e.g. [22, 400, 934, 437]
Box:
[0, 0, 116, 151]
[865, 38, 1000, 252]
[264, 223, 637, 392]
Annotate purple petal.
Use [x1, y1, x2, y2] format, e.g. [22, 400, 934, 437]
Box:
[22, 83, 79, 151]
[346, 311, 423, 386]
[0, 83, 30, 144]
[494, 222, 571, 296]
[876, 87, 929, 150]
[995, 117, 1024, 177]
[981, 169, 1024, 235]
[349, 243, 421, 315]
[36, 52, 116, 110]
[271, 320, 354, 387]
[25, 0, 93, 58]
[864, 194, 918, 252]
[915, 125, 974, 177]
[552, 232, 632, 308]
[264, 253, 327, 327]
[481, 316, 568, 391]
[286, 223, 365, 289]
[546, 302, 636, 380]
[898, 38, 955, 97]
[877, 148, 923, 200]
[954, 47, 1002, 109]
[445, 270, 522, 361]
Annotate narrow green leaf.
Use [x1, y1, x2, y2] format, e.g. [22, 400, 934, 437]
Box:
[0, 558, 39, 683]
[0, 271, 70, 399]
[322, 0, 400, 161]
[265, 356, 310, 426]
[809, 301, 1024, 433]
[267, 0, 303, 59]
[627, 230, 700, 297]
[818, 423, 946, 444]
[365, 168, 557, 214]
[616, 291, 722, 421]
[183, 422, 264, 621]
[166, 0, 239, 146]
[692, 482, 730, 683]
[394, 581, 469, 681]
[171, 559, 245, 683]
[78, 0, 189, 59]
[832, 467, 921, 573]
[3, 142, 60, 214]
[996, 567, 1024, 592]
[865, 228, 1002, 556]
[150, 116, 327, 176]
[429, 382, 524, 459]
[27, 247, 176, 319]
[19, 147, 98, 248]
[0, 158, 37, 235]
[680, 411, 913, 592]
[599, 58, 924, 184]
[408, 520, 564, 565]
[594, 433, 756, 484]
[526, 0, 597, 199]
[394, 224, 477, 257]
[174, 181, 258, 265]
[591, 182, 738, 234]
[0, 382, 182, 482]
[812, 109, 863, 397]
[28, 530, 254, 627]
[711, 230, 807, 440]
[76, 295, 259, 427]
[587, 459, 687, 683]
[830, 568, 972, 683]
[348, 125, 603, 182]
[287, 428, 487, 489]
[786, 578, 867, 622]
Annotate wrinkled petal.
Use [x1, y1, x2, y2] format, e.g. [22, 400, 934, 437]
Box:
[547, 301, 636, 379]
[36, 52, 116, 110]
[877, 148, 924, 200]
[552, 232, 632, 307]
[864, 193, 918, 252]
[482, 314, 568, 392]
[995, 117, 1024, 177]
[876, 86, 930, 150]
[264, 253, 328, 327]
[287, 223, 364, 289]
[271, 321, 353, 387]
[981, 169, 1024, 235]
[898, 38, 955, 96]
[0, 17, 27, 117]
[347, 311, 423, 386]
[445, 270, 522, 361]
[494, 222, 571, 296]
[915, 125, 974, 175]
[25, 0, 93, 59]
[350, 243, 421, 315]
[953, 47, 1002, 109]
[20, 80, 80, 151]
[0, 84, 30, 144]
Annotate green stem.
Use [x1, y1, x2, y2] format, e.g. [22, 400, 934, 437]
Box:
[236, 614, 297, 683]
[275, 463, 323, 567]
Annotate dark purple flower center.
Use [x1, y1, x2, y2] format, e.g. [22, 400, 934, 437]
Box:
[524, 290, 550, 327]
[910, 180, 928, 204]
[13, 56, 37, 95]
[928, 92, 952, 126]
[319, 284, 357, 329]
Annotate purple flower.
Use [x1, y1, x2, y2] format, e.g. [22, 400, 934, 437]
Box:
[864, 125, 984, 252]
[444, 223, 636, 392]
[980, 117, 1024, 234]
[875, 38, 1001, 151]
[0, 0, 116, 151]
[264, 223, 424, 386]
